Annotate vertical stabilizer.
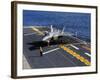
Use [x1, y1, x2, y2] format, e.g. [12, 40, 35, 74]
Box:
[51, 25, 53, 32]
[61, 27, 65, 34]
[75, 32, 77, 37]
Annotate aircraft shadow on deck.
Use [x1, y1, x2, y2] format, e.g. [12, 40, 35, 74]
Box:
[27, 36, 79, 51]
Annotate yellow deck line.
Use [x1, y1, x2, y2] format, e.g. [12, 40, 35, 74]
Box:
[31, 27, 44, 35]
[59, 45, 91, 66]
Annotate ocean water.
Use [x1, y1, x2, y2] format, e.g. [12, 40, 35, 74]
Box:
[23, 10, 91, 42]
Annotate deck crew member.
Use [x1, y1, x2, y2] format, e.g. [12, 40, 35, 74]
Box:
[39, 46, 43, 56]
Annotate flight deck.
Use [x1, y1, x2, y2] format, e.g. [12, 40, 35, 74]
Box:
[23, 27, 91, 69]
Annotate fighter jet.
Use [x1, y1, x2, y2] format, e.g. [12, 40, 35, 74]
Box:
[42, 25, 73, 42]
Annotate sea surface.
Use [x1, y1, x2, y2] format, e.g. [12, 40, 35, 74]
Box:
[23, 10, 91, 42]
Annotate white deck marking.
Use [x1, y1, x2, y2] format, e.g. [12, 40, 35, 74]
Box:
[24, 33, 36, 36]
[43, 48, 60, 54]
[70, 44, 79, 50]
[23, 55, 31, 69]
[84, 52, 91, 57]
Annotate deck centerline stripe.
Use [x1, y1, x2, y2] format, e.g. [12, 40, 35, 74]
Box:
[59, 45, 91, 66]
[68, 45, 91, 58]
[31, 27, 44, 35]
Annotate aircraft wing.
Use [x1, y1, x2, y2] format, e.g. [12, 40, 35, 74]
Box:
[63, 32, 74, 36]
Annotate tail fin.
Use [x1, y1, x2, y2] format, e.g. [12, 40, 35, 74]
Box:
[61, 27, 65, 34]
[51, 25, 53, 32]
[75, 32, 77, 37]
